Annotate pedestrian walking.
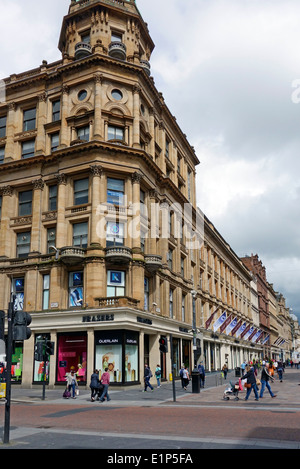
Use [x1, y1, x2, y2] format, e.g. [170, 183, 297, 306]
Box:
[241, 365, 259, 401]
[155, 364, 161, 388]
[259, 363, 277, 399]
[143, 364, 154, 392]
[198, 362, 205, 388]
[277, 361, 284, 382]
[89, 369, 100, 401]
[99, 368, 111, 402]
[180, 364, 185, 389]
[222, 364, 228, 379]
[66, 370, 78, 399]
[182, 366, 190, 390]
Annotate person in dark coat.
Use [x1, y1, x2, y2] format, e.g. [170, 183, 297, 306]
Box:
[90, 369, 100, 401]
[143, 364, 153, 392]
[241, 365, 259, 401]
[259, 363, 276, 398]
[198, 363, 205, 388]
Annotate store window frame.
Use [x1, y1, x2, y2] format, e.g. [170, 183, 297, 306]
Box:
[95, 330, 139, 386]
[56, 332, 88, 385]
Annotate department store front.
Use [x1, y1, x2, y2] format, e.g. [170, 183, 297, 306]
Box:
[10, 308, 193, 388]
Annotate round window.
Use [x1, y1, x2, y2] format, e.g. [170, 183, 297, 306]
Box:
[111, 89, 123, 101]
[78, 90, 88, 101]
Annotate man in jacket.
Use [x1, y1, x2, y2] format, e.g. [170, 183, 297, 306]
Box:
[259, 363, 277, 398]
[143, 364, 154, 392]
[198, 363, 205, 388]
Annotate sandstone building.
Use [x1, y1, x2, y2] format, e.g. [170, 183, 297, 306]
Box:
[0, 0, 295, 388]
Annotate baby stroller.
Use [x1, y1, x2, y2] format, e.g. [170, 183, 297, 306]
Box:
[223, 380, 240, 401]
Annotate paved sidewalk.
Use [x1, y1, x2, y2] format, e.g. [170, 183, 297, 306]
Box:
[2, 368, 299, 408]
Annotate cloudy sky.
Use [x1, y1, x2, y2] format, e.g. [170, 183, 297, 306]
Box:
[0, 0, 299, 321]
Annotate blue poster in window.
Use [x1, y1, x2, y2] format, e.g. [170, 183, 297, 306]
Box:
[73, 272, 83, 286]
[110, 271, 122, 284]
[70, 287, 83, 307]
[15, 279, 24, 292]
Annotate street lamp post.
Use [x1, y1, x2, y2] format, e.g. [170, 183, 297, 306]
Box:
[191, 290, 200, 393]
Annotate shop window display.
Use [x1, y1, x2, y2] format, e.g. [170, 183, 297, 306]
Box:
[56, 333, 87, 383]
[33, 334, 50, 383]
[95, 330, 139, 385]
[11, 344, 23, 382]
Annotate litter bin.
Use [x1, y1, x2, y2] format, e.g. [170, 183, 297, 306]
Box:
[235, 367, 241, 377]
[191, 368, 201, 393]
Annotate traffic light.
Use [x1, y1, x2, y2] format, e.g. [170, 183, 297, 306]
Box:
[13, 311, 32, 341]
[34, 341, 44, 361]
[159, 336, 168, 353]
[46, 340, 55, 357]
[0, 311, 5, 341]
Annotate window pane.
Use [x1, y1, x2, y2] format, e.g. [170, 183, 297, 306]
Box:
[19, 190, 32, 216]
[74, 178, 89, 205]
[106, 222, 124, 246]
[0, 116, 6, 138]
[51, 133, 59, 151]
[22, 140, 35, 159]
[17, 232, 31, 258]
[52, 100, 60, 121]
[0, 147, 4, 163]
[108, 125, 124, 141]
[23, 108, 36, 131]
[73, 222, 88, 247]
[49, 185, 57, 211]
[77, 126, 89, 142]
[107, 178, 124, 192]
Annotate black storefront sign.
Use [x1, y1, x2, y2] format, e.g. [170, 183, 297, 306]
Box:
[82, 314, 114, 323]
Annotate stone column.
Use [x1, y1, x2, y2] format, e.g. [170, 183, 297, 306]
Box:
[55, 173, 67, 248]
[149, 107, 155, 159]
[132, 85, 140, 148]
[59, 85, 70, 148]
[30, 178, 44, 253]
[93, 73, 103, 139]
[0, 186, 13, 257]
[149, 190, 158, 255]
[36, 93, 47, 154]
[131, 172, 142, 251]
[90, 164, 102, 246]
[5, 103, 16, 161]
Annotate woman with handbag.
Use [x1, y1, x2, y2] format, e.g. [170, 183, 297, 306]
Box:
[65, 370, 78, 399]
[241, 366, 259, 401]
